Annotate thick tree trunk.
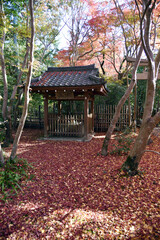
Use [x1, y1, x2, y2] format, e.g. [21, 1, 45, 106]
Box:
[101, 45, 143, 155]
[122, 70, 158, 174]
[10, 0, 35, 160]
[3, 120, 12, 147]
[122, 112, 160, 175]
[121, 0, 160, 175]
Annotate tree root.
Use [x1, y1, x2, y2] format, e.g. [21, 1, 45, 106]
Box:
[121, 155, 139, 176]
[144, 150, 160, 155]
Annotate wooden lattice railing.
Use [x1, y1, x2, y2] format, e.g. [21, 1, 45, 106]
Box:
[48, 113, 84, 137]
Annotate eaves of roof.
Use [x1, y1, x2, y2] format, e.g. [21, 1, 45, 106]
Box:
[31, 65, 105, 88]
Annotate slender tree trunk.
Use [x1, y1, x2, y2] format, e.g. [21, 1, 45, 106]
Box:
[7, 42, 30, 139]
[101, 44, 143, 155]
[0, 2, 8, 121]
[10, 0, 35, 160]
[13, 89, 24, 129]
[0, 1, 11, 147]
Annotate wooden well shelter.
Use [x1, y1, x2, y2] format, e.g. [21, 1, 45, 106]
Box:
[30, 64, 108, 140]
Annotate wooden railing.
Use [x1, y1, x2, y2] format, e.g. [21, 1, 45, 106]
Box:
[48, 114, 84, 137]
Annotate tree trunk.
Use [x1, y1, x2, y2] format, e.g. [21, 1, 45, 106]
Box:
[122, 112, 160, 175]
[121, 0, 160, 175]
[0, 2, 8, 121]
[3, 120, 12, 147]
[101, 44, 143, 155]
[10, 0, 35, 160]
[13, 89, 24, 129]
[7, 41, 30, 141]
[0, 143, 4, 166]
[0, 2, 11, 147]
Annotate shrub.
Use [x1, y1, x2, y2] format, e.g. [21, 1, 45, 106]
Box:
[0, 157, 33, 202]
[110, 131, 133, 155]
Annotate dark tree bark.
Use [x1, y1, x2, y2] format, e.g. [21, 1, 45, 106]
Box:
[0, 143, 4, 166]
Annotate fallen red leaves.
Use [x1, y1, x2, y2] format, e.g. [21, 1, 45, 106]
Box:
[0, 129, 160, 239]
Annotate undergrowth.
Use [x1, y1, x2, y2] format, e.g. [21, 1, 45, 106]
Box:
[110, 128, 134, 155]
[0, 157, 34, 202]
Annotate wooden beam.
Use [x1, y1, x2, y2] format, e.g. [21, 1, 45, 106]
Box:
[44, 94, 48, 137]
[31, 85, 102, 91]
[48, 96, 85, 101]
[137, 72, 160, 80]
[126, 57, 148, 66]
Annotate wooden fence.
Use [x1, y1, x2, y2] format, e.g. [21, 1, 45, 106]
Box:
[48, 113, 84, 137]
[25, 106, 43, 128]
[23, 104, 130, 132]
[94, 104, 129, 132]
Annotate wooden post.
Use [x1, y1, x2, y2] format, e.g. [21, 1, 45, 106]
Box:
[39, 105, 41, 128]
[84, 94, 89, 139]
[44, 94, 48, 137]
[91, 99, 94, 133]
[127, 74, 132, 126]
[58, 100, 61, 116]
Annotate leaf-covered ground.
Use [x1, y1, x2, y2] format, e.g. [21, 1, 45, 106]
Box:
[0, 129, 160, 239]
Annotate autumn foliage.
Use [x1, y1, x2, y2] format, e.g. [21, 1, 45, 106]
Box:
[0, 129, 160, 239]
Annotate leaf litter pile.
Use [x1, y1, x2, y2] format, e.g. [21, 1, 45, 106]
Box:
[0, 129, 160, 239]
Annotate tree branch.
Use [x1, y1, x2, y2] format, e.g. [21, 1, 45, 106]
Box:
[151, 111, 160, 126]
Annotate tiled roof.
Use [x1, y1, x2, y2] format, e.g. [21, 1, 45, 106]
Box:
[31, 64, 105, 88]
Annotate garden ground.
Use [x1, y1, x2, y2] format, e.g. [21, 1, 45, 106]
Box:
[0, 128, 160, 239]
